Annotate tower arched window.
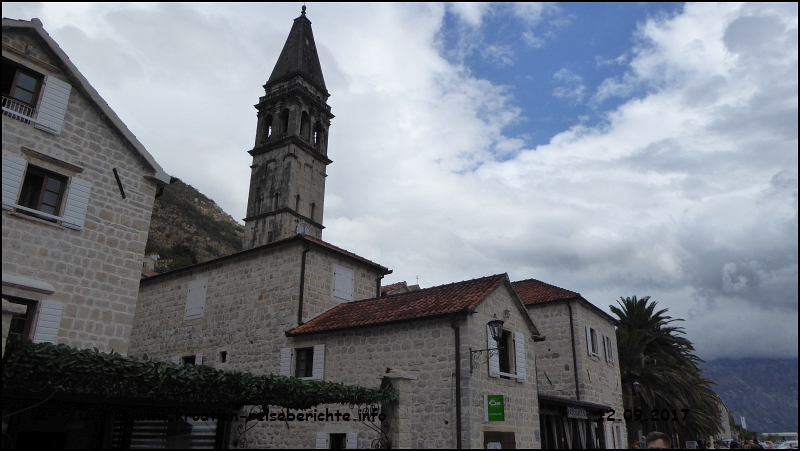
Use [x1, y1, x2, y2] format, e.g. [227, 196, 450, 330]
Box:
[265, 114, 273, 139]
[300, 112, 311, 142]
[281, 109, 290, 134]
[273, 192, 280, 211]
[295, 194, 301, 212]
[313, 122, 324, 147]
[310, 203, 315, 222]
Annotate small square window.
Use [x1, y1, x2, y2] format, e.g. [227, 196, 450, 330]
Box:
[181, 355, 196, 365]
[17, 165, 67, 218]
[219, 351, 227, 363]
[329, 433, 347, 450]
[294, 347, 313, 378]
[2, 58, 43, 106]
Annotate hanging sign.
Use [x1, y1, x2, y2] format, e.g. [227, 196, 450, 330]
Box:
[486, 395, 505, 422]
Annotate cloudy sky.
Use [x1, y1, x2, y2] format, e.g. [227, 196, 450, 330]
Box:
[4, 2, 797, 361]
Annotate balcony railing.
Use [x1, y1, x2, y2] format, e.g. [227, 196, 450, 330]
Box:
[2, 95, 36, 124]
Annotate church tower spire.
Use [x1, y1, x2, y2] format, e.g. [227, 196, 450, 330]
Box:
[243, 7, 334, 249]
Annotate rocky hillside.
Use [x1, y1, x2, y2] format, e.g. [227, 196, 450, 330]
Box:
[145, 178, 244, 271]
[703, 358, 798, 433]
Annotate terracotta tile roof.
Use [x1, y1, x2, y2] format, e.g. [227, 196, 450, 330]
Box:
[511, 278, 581, 306]
[288, 274, 508, 335]
[141, 268, 159, 278]
[381, 281, 407, 292]
[300, 234, 390, 274]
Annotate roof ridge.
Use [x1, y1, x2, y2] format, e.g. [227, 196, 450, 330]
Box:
[512, 277, 579, 294]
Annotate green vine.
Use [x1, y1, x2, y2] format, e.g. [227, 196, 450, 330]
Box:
[2, 341, 396, 410]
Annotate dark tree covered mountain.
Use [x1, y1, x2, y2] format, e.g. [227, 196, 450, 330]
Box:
[702, 358, 798, 433]
[145, 178, 244, 271]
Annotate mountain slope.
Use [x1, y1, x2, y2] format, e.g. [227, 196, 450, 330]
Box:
[703, 358, 798, 433]
[145, 178, 244, 270]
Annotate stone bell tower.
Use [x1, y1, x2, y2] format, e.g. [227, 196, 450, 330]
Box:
[243, 6, 333, 250]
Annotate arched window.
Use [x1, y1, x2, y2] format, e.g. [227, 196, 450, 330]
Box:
[273, 192, 280, 211]
[265, 114, 273, 139]
[295, 194, 301, 212]
[310, 203, 315, 222]
[281, 109, 290, 134]
[254, 188, 262, 215]
[300, 112, 310, 142]
[313, 122, 324, 147]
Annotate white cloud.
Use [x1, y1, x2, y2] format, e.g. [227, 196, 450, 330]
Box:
[4, 3, 795, 359]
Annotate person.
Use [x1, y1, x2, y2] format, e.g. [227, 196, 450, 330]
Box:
[646, 431, 671, 450]
[631, 441, 642, 449]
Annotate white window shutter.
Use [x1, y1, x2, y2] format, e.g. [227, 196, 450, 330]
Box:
[2, 153, 26, 210]
[170, 356, 181, 364]
[315, 432, 328, 449]
[34, 76, 71, 135]
[311, 344, 325, 380]
[609, 338, 616, 363]
[593, 329, 600, 356]
[61, 177, 92, 230]
[280, 347, 292, 376]
[514, 331, 526, 383]
[333, 267, 354, 301]
[487, 325, 500, 378]
[603, 335, 609, 362]
[605, 422, 614, 449]
[32, 301, 63, 343]
[195, 353, 203, 366]
[346, 433, 358, 449]
[184, 279, 207, 319]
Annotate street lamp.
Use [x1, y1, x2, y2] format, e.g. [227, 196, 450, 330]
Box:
[469, 314, 504, 374]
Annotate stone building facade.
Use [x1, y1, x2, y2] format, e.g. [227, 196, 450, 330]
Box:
[513, 279, 628, 449]
[1, 18, 169, 355]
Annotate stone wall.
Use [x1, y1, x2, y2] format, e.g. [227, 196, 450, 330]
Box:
[528, 302, 578, 398]
[130, 239, 383, 367]
[460, 284, 542, 449]
[2, 28, 159, 354]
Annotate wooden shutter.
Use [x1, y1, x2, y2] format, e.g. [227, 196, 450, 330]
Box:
[34, 76, 71, 135]
[487, 325, 500, 378]
[61, 177, 92, 230]
[513, 331, 526, 382]
[346, 433, 358, 449]
[195, 353, 203, 366]
[333, 267, 353, 301]
[609, 338, 616, 363]
[280, 348, 292, 376]
[311, 344, 325, 380]
[604, 422, 614, 449]
[315, 432, 328, 449]
[32, 301, 63, 343]
[603, 335, 609, 361]
[170, 356, 180, 364]
[184, 279, 207, 319]
[2, 153, 26, 210]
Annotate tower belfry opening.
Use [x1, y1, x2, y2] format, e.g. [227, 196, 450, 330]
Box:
[243, 7, 334, 249]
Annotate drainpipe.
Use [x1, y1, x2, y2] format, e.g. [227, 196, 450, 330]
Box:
[376, 274, 385, 298]
[567, 301, 580, 401]
[451, 316, 463, 449]
[297, 242, 311, 326]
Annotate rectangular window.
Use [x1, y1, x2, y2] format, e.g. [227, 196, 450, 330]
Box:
[498, 330, 514, 374]
[294, 347, 314, 378]
[586, 326, 601, 357]
[2, 57, 43, 122]
[18, 165, 67, 218]
[329, 433, 346, 449]
[181, 355, 196, 365]
[2, 298, 36, 352]
[280, 344, 325, 380]
[604, 335, 616, 364]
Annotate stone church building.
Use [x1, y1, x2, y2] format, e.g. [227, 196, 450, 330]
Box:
[129, 8, 626, 449]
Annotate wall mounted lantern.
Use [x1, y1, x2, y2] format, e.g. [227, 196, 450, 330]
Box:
[469, 314, 504, 374]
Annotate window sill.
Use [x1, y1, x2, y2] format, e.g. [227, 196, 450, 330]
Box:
[6, 209, 67, 229]
[498, 371, 523, 380]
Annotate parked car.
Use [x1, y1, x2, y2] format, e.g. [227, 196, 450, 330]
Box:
[776, 440, 798, 449]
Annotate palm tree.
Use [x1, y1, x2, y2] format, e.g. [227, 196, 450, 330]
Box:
[612, 296, 722, 444]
